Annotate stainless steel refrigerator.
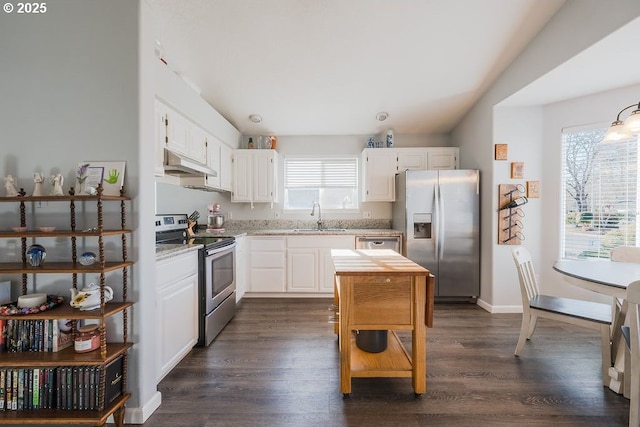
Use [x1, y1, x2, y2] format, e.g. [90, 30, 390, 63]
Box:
[392, 170, 480, 300]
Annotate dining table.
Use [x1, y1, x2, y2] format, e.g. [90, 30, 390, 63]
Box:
[554, 258, 640, 397]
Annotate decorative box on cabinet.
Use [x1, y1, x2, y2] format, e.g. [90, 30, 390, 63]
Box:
[0, 187, 133, 427]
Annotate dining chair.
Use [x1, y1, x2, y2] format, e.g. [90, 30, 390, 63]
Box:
[611, 246, 640, 263]
[511, 246, 612, 386]
[626, 280, 640, 427]
[611, 246, 640, 397]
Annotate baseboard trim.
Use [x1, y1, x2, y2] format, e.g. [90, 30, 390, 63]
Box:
[477, 298, 522, 314]
[124, 391, 162, 424]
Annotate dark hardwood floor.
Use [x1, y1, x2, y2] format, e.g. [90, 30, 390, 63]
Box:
[144, 298, 630, 426]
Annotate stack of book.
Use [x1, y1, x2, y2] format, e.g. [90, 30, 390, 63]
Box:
[0, 319, 72, 353]
[0, 356, 122, 412]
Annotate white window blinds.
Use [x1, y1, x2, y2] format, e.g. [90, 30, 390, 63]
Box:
[285, 157, 358, 188]
[284, 156, 359, 210]
[561, 128, 638, 259]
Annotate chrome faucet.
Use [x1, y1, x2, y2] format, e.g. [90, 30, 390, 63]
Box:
[311, 201, 323, 230]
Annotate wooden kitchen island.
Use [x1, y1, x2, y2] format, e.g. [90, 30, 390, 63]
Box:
[331, 249, 435, 396]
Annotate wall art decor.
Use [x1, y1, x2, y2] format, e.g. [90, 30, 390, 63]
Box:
[510, 162, 524, 179]
[79, 161, 125, 196]
[494, 144, 508, 160]
[527, 180, 540, 198]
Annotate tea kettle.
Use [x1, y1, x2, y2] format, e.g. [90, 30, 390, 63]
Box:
[70, 282, 114, 311]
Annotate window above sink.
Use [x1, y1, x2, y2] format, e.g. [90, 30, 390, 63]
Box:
[283, 155, 359, 213]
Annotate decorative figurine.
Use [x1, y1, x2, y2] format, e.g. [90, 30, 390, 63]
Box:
[3, 175, 19, 197]
[33, 172, 45, 197]
[50, 173, 64, 196]
[26, 244, 46, 267]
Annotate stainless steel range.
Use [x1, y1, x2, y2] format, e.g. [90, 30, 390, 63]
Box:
[155, 214, 236, 346]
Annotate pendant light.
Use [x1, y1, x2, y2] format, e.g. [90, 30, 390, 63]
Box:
[602, 101, 640, 142]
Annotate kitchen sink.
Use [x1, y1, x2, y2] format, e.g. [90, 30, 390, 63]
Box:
[292, 228, 347, 232]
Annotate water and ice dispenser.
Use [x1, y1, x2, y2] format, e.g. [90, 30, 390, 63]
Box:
[413, 213, 432, 239]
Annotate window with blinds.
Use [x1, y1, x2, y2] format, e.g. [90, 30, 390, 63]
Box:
[284, 155, 359, 211]
[561, 127, 638, 259]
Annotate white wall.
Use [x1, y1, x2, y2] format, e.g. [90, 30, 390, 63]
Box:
[0, 0, 159, 422]
[453, 0, 640, 312]
[537, 84, 640, 303]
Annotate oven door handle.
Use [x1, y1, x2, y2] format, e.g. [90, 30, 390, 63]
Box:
[205, 241, 237, 256]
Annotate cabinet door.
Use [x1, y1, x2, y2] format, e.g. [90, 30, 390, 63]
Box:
[253, 150, 277, 202]
[188, 125, 208, 165]
[205, 134, 221, 189]
[362, 148, 396, 201]
[427, 148, 459, 170]
[249, 237, 286, 292]
[235, 236, 246, 302]
[397, 148, 428, 171]
[219, 143, 233, 192]
[154, 102, 167, 177]
[287, 248, 318, 292]
[166, 108, 190, 156]
[156, 272, 198, 381]
[232, 150, 252, 202]
[318, 236, 355, 292]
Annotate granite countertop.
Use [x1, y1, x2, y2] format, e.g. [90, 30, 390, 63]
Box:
[156, 228, 402, 260]
[155, 243, 202, 261]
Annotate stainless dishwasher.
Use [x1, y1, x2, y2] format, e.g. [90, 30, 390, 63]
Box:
[355, 236, 400, 253]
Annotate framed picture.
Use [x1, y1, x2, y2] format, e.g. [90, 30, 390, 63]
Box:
[527, 181, 540, 198]
[495, 144, 508, 160]
[79, 161, 126, 196]
[510, 162, 524, 179]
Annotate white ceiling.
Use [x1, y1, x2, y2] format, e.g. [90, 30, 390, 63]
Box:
[148, 0, 566, 136]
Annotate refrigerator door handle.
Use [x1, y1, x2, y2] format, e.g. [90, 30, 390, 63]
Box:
[438, 182, 445, 260]
[434, 182, 441, 259]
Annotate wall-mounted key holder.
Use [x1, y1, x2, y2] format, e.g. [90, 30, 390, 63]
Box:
[498, 183, 527, 245]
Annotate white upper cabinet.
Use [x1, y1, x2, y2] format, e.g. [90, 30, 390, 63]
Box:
[361, 147, 459, 202]
[396, 148, 428, 171]
[361, 148, 397, 202]
[426, 147, 459, 170]
[187, 123, 208, 165]
[156, 101, 208, 166]
[219, 143, 233, 192]
[232, 149, 278, 204]
[154, 101, 168, 177]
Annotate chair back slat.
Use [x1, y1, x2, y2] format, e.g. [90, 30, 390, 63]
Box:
[610, 246, 640, 263]
[627, 280, 640, 427]
[512, 246, 540, 301]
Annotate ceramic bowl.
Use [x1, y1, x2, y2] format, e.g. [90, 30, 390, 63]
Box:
[38, 226, 56, 232]
[12, 226, 27, 232]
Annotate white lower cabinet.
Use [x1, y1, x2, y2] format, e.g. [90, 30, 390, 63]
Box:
[235, 235, 247, 302]
[249, 237, 286, 292]
[156, 251, 199, 382]
[287, 235, 355, 293]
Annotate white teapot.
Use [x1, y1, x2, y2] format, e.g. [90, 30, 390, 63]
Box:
[70, 282, 113, 311]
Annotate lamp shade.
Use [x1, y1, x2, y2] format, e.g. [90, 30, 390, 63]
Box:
[602, 120, 633, 142]
[622, 109, 640, 134]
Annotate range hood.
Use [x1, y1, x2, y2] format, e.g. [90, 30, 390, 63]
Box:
[163, 151, 218, 177]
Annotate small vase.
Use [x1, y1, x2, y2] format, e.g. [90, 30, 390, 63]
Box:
[26, 244, 46, 267]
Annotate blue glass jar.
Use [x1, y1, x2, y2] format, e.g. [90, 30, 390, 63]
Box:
[26, 244, 46, 267]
